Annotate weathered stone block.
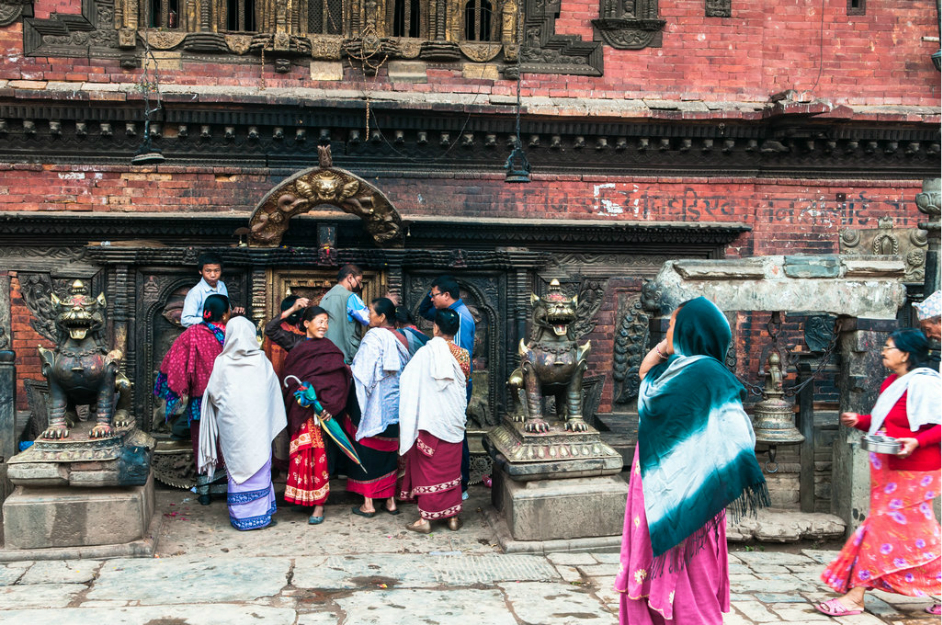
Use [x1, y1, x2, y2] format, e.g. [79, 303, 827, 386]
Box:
[673, 259, 766, 280]
[310, 62, 343, 81]
[784, 255, 841, 278]
[388, 61, 428, 83]
[2, 474, 154, 549]
[498, 471, 628, 541]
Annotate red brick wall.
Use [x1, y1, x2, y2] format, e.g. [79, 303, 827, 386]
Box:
[2, 0, 939, 105]
[0, 166, 926, 412]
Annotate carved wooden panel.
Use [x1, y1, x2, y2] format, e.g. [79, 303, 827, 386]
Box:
[403, 270, 507, 429]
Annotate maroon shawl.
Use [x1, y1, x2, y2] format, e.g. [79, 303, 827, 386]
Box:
[282, 337, 352, 436]
[158, 322, 226, 399]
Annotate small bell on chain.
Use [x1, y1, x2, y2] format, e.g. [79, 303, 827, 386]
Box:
[752, 351, 804, 472]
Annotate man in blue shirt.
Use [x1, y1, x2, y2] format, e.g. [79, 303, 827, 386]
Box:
[180, 252, 245, 327]
[418, 275, 475, 496]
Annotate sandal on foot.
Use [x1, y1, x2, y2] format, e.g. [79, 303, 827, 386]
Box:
[384, 505, 401, 516]
[351, 506, 376, 518]
[815, 598, 863, 617]
[308, 515, 325, 525]
[406, 520, 432, 534]
[446, 516, 462, 531]
[927, 604, 941, 615]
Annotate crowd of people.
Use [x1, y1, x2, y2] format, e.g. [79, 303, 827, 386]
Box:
[155, 252, 941, 623]
[154, 256, 475, 533]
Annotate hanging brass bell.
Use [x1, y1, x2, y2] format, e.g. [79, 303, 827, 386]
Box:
[752, 352, 805, 447]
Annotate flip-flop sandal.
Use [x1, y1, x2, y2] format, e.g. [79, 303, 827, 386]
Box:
[815, 598, 863, 617]
[384, 506, 401, 516]
[926, 604, 942, 615]
[351, 506, 376, 518]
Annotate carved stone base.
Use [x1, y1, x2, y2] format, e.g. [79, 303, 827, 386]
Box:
[7, 421, 155, 488]
[485, 419, 623, 478]
[2, 473, 156, 551]
[491, 467, 628, 542]
[485, 418, 627, 543]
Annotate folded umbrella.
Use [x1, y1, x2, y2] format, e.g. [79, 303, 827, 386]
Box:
[284, 376, 365, 472]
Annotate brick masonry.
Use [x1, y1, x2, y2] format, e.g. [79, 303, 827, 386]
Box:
[0, 0, 940, 106]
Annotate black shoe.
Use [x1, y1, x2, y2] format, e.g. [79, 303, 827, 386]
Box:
[351, 506, 376, 518]
[198, 494, 211, 506]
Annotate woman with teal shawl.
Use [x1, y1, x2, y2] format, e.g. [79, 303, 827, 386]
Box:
[615, 297, 769, 624]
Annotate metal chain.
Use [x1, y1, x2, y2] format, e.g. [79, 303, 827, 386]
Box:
[140, 29, 162, 121]
[735, 315, 841, 398]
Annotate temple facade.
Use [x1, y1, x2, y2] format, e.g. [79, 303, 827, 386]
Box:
[0, 0, 939, 504]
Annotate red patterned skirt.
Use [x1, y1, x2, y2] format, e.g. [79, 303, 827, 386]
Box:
[398, 431, 462, 520]
[284, 417, 329, 507]
[822, 451, 941, 597]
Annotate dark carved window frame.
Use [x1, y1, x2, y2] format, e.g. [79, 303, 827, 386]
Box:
[591, 0, 664, 50]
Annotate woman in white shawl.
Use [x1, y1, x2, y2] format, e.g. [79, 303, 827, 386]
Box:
[398, 309, 470, 533]
[199, 316, 288, 531]
[347, 297, 411, 518]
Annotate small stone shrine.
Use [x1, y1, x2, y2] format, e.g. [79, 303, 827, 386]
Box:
[2, 281, 156, 557]
[485, 280, 626, 548]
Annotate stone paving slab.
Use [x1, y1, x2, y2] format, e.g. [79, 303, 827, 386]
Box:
[499, 581, 617, 624]
[332, 588, 518, 625]
[733, 551, 817, 566]
[0, 565, 25, 586]
[0, 583, 86, 610]
[0, 604, 298, 624]
[292, 554, 559, 589]
[87, 556, 291, 604]
[19, 559, 102, 584]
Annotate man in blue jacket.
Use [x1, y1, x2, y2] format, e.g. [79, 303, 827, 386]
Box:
[418, 275, 475, 497]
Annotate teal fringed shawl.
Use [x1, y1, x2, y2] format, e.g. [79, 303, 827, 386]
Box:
[638, 297, 769, 563]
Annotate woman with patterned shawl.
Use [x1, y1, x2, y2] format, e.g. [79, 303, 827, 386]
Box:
[154, 293, 231, 505]
[347, 298, 411, 518]
[816, 328, 941, 618]
[263, 295, 307, 473]
[616, 297, 769, 625]
[395, 306, 430, 356]
[282, 305, 352, 525]
[398, 309, 470, 533]
[198, 317, 288, 531]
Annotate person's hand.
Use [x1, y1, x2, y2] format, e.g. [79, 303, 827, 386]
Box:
[839, 412, 860, 427]
[896, 437, 919, 458]
[231, 306, 246, 316]
[654, 339, 672, 360]
[295, 297, 310, 310]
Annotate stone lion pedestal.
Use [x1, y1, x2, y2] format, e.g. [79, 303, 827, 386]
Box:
[484, 419, 627, 551]
[1, 421, 157, 560]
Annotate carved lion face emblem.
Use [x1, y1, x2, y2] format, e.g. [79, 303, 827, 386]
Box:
[532, 279, 577, 337]
[51, 280, 106, 341]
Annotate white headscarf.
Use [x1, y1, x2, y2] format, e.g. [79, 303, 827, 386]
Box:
[398, 337, 467, 455]
[199, 316, 288, 483]
[868, 367, 942, 435]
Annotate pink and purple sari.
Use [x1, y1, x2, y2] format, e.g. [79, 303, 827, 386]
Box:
[615, 448, 730, 624]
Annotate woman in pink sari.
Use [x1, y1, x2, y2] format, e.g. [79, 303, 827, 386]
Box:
[615, 298, 769, 624]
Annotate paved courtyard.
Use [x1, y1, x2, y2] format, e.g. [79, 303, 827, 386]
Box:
[0, 486, 938, 624]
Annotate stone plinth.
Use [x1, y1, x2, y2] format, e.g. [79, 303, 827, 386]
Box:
[2, 474, 155, 550]
[485, 419, 627, 546]
[7, 422, 154, 488]
[1, 420, 158, 557]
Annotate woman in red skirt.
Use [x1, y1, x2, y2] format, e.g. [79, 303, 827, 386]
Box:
[398, 308, 470, 533]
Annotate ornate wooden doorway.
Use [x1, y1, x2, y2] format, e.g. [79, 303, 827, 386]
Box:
[265, 268, 388, 320]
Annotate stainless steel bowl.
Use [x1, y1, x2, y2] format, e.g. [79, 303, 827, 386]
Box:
[861, 434, 901, 455]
